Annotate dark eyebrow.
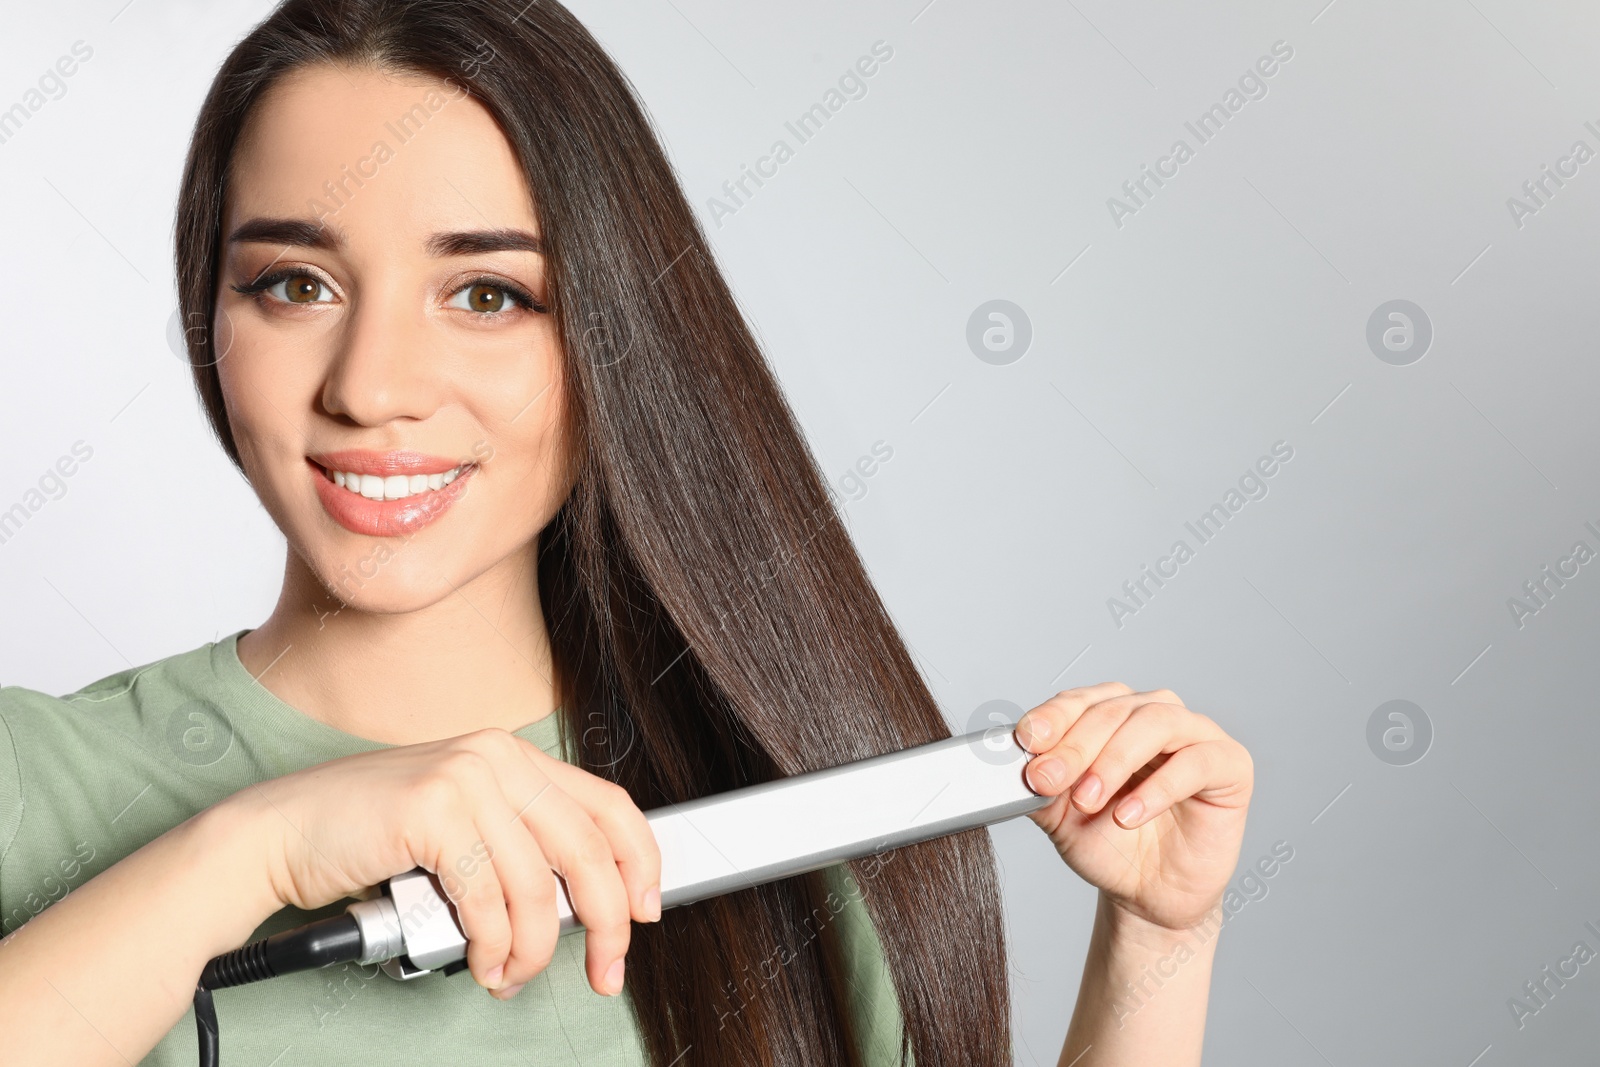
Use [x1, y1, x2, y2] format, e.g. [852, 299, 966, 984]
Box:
[224, 219, 543, 257]
[226, 217, 343, 250]
[425, 228, 544, 256]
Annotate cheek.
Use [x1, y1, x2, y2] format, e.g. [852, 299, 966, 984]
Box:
[224, 303, 333, 394]
[215, 330, 319, 483]
[482, 380, 576, 532]
[503, 397, 570, 497]
[215, 363, 263, 473]
[484, 337, 570, 472]
[532, 378, 578, 488]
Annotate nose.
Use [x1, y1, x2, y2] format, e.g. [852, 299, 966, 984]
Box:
[319, 284, 444, 427]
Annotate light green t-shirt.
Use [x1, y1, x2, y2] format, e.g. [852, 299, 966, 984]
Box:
[0, 630, 909, 1065]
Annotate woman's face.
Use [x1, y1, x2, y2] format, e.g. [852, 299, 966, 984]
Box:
[216, 62, 571, 612]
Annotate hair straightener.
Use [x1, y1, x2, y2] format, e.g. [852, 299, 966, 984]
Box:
[192, 722, 1049, 1066]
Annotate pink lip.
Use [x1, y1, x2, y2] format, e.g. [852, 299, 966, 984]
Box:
[309, 449, 467, 477]
[308, 456, 476, 537]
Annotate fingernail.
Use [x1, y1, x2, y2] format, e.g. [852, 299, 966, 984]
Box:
[644, 886, 661, 922]
[1114, 797, 1144, 827]
[1018, 714, 1050, 749]
[484, 964, 504, 989]
[1073, 773, 1102, 806]
[604, 958, 626, 996]
[1028, 757, 1064, 792]
[493, 982, 525, 1000]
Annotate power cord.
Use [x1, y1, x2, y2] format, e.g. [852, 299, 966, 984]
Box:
[193, 912, 365, 1067]
[191, 869, 476, 1066]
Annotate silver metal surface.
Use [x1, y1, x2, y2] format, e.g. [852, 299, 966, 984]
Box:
[347, 894, 404, 966]
[375, 723, 1046, 977]
[375, 868, 470, 979]
[580, 723, 1048, 925]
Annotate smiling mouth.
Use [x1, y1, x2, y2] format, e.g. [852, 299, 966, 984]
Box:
[305, 450, 479, 537]
[314, 462, 475, 502]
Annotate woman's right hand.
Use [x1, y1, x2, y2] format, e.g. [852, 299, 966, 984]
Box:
[225, 726, 661, 1000]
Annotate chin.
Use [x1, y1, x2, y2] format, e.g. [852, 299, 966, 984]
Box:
[306, 547, 461, 615]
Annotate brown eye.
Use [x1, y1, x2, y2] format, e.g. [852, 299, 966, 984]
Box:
[446, 279, 539, 316]
[464, 284, 506, 313]
[232, 271, 336, 306]
[283, 275, 325, 303]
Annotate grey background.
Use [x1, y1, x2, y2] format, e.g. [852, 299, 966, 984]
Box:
[2, 1, 1596, 1063]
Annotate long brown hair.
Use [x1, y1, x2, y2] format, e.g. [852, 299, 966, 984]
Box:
[175, 1, 1014, 1062]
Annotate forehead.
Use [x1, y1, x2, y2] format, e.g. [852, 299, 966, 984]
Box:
[225, 62, 539, 241]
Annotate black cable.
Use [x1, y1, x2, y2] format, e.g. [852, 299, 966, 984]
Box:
[193, 985, 219, 1067]
[194, 912, 366, 1067]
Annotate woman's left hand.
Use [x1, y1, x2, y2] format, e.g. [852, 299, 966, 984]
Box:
[1015, 683, 1253, 931]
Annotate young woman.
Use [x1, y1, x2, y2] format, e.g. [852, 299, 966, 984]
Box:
[0, 1, 1254, 1063]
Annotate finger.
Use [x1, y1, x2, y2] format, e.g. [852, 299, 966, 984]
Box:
[407, 754, 517, 993]
[460, 730, 639, 996]
[527, 755, 662, 924]
[1015, 682, 1134, 753]
[451, 730, 626, 997]
[1106, 739, 1250, 828]
[1071, 702, 1218, 816]
[516, 784, 634, 997]
[452, 778, 562, 998]
[1022, 689, 1153, 798]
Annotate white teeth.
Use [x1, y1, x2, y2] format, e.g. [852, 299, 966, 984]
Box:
[327, 466, 464, 501]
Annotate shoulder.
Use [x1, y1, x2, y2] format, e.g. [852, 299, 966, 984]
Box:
[0, 635, 229, 763]
[0, 667, 143, 871]
[820, 862, 914, 1067]
[0, 635, 241, 933]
